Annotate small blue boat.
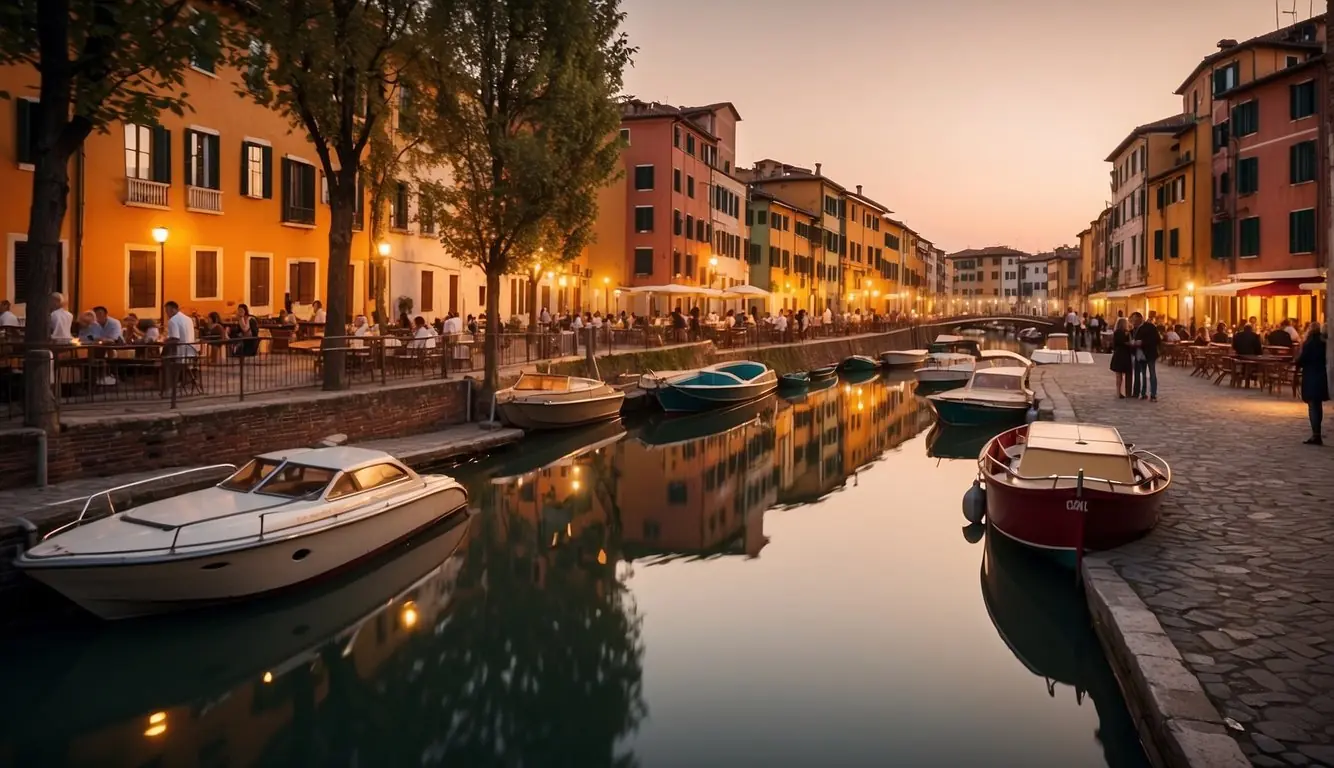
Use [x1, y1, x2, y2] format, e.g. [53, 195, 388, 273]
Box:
[779, 372, 811, 391]
[653, 361, 779, 413]
[809, 364, 838, 381]
[838, 355, 879, 373]
[927, 366, 1034, 427]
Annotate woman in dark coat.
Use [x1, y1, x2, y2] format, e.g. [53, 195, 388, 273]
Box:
[1109, 317, 1133, 399]
[1296, 321, 1329, 445]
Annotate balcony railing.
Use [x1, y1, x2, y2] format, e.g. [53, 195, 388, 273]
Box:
[125, 178, 170, 209]
[187, 185, 223, 214]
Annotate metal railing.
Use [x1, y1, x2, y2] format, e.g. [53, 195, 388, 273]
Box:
[979, 441, 1172, 493]
[41, 464, 238, 541]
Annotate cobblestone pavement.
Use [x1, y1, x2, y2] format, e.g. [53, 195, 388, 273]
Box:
[1043, 361, 1334, 767]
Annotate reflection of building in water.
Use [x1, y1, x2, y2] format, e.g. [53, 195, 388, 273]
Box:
[841, 378, 928, 472]
[618, 409, 778, 560]
[777, 382, 843, 504]
[56, 539, 466, 768]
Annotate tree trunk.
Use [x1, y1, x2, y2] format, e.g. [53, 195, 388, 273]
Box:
[323, 171, 356, 391]
[1325, 32, 1333, 383]
[484, 268, 503, 393]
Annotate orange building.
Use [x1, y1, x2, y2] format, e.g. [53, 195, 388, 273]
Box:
[1, 47, 372, 323]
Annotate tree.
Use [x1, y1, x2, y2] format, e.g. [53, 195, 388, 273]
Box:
[422, 0, 633, 392]
[0, 0, 213, 429]
[233, 0, 424, 389]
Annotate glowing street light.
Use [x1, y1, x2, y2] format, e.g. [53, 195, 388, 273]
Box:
[377, 241, 390, 257]
[150, 227, 168, 320]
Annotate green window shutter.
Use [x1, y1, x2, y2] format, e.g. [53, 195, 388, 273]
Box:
[1290, 84, 1299, 120]
[1153, 230, 1164, 260]
[207, 133, 220, 191]
[151, 126, 172, 184]
[182, 128, 195, 187]
[1169, 228, 1180, 258]
[280, 158, 291, 218]
[1156, 186, 1165, 209]
[1239, 217, 1260, 257]
[239, 141, 251, 197]
[261, 145, 273, 199]
[16, 99, 34, 165]
[301, 164, 316, 212]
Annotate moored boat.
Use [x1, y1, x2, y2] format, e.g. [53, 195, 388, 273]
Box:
[976, 422, 1171, 565]
[809, 364, 838, 381]
[639, 394, 777, 448]
[494, 372, 625, 429]
[17, 447, 470, 619]
[653, 360, 778, 413]
[838, 355, 880, 373]
[1028, 336, 1094, 365]
[779, 372, 811, 390]
[1016, 327, 1044, 343]
[881, 349, 929, 368]
[928, 366, 1035, 427]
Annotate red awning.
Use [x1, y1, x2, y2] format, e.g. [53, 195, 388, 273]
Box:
[1237, 278, 1316, 297]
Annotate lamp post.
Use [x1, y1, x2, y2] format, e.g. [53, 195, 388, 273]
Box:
[1185, 281, 1195, 327]
[151, 226, 169, 321]
[377, 242, 391, 322]
[602, 276, 610, 315]
[708, 255, 719, 313]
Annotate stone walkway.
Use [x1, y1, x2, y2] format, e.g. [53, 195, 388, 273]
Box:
[1042, 361, 1334, 767]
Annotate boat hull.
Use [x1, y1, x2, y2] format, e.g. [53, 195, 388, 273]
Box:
[19, 485, 469, 620]
[497, 391, 624, 429]
[809, 366, 838, 381]
[914, 367, 972, 388]
[656, 377, 777, 413]
[881, 351, 928, 368]
[839, 356, 879, 373]
[930, 398, 1030, 427]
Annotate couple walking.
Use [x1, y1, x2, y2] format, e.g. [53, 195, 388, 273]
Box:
[1109, 312, 1159, 401]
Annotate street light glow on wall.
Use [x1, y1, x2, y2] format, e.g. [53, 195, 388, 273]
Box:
[151, 227, 168, 319]
[377, 242, 391, 257]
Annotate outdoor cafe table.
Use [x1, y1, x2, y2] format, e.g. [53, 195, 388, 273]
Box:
[1228, 355, 1291, 389]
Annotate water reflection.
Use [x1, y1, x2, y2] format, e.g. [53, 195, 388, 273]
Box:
[0, 369, 1146, 767]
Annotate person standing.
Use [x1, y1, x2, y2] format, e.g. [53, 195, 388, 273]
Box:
[1110, 317, 1132, 398]
[1296, 321, 1328, 445]
[1130, 311, 1160, 401]
[1064, 307, 1078, 345]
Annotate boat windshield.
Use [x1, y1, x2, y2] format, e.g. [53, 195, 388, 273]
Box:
[219, 459, 284, 492]
[256, 463, 336, 498]
[971, 372, 1025, 391]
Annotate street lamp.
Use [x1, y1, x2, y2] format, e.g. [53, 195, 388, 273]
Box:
[151, 227, 168, 319]
[602, 276, 610, 314]
[376, 242, 391, 320]
[377, 242, 390, 257]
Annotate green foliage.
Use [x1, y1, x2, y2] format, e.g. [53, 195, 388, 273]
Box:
[0, 0, 214, 137]
[421, 0, 634, 277]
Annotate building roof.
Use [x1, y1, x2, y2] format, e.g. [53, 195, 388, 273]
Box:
[749, 172, 846, 193]
[749, 189, 819, 218]
[1173, 15, 1325, 95]
[946, 246, 1031, 260]
[1104, 114, 1194, 162]
[679, 102, 743, 123]
[1224, 53, 1325, 97]
[619, 99, 720, 142]
[846, 189, 893, 215]
[1146, 155, 1194, 184]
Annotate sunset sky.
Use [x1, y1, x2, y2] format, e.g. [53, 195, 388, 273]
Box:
[619, 0, 1323, 254]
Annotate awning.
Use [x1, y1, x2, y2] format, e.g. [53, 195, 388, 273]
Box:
[1198, 280, 1272, 296]
[623, 284, 724, 297]
[1106, 286, 1153, 298]
[1300, 282, 1326, 292]
[1088, 292, 1108, 301]
[1236, 277, 1319, 297]
[723, 285, 770, 297]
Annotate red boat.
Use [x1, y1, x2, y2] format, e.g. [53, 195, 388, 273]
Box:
[977, 422, 1171, 565]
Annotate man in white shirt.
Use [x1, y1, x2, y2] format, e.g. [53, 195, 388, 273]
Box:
[773, 312, 788, 334]
[1283, 319, 1301, 344]
[311, 300, 327, 324]
[164, 301, 198, 357]
[442, 312, 463, 335]
[49, 292, 73, 342]
[1064, 308, 1079, 345]
[0, 300, 18, 328]
[92, 306, 122, 342]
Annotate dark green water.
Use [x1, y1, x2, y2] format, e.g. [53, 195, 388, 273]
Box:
[0, 370, 1148, 767]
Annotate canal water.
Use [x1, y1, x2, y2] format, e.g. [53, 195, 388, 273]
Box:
[0, 361, 1149, 766]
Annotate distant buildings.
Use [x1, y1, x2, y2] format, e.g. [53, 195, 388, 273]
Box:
[1081, 13, 1328, 328]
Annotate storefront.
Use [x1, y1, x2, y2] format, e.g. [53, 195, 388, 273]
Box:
[1197, 270, 1326, 330]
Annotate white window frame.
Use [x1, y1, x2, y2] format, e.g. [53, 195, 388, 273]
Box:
[633, 163, 654, 191]
[190, 245, 224, 301]
[285, 257, 320, 307]
[243, 251, 274, 315]
[6, 232, 70, 314]
[124, 243, 163, 318]
[124, 122, 153, 181]
[186, 125, 220, 190]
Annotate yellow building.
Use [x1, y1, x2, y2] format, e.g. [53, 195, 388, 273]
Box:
[843, 186, 892, 313]
[741, 160, 846, 313]
[747, 190, 819, 314]
[1143, 126, 1206, 325]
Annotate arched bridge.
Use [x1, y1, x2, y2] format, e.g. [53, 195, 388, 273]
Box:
[935, 315, 1064, 334]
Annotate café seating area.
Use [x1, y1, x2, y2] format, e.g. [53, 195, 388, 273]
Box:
[1166, 342, 1303, 398]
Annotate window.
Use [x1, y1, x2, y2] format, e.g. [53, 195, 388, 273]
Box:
[1290, 80, 1316, 119]
[248, 254, 271, 308]
[127, 248, 157, 310]
[1290, 140, 1317, 184]
[1169, 228, 1180, 259]
[667, 481, 686, 504]
[11, 239, 65, 298]
[685, 214, 694, 240]
[1232, 100, 1259, 137]
[695, 219, 705, 241]
[123, 122, 171, 183]
[672, 127, 680, 148]
[193, 248, 220, 300]
[185, 129, 220, 190]
[245, 38, 267, 93]
[619, 128, 630, 145]
[189, 10, 217, 74]
[685, 134, 695, 155]
[1290, 208, 1316, 254]
[396, 86, 416, 132]
[634, 247, 653, 276]
[1212, 121, 1230, 153]
[686, 175, 695, 198]
[418, 193, 436, 234]
[289, 261, 316, 304]
[673, 168, 681, 193]
[1239, 217, 1260, 257]
[1152, 229, 1164, 261]
[352, 464, 408, 492]
[673, 209, 682, 236]
[1238, 156, 1258, 195]
[1287, 55, 1301, 68]
[1212, 62, 1239, 96]
[420, 270, 434, 312]
[240, 141, 272, 198]
[634, 164, 654, 191]
[1211, 219, 1232, 259]
[281, 158, 317, 224]
[634, 206, 654, 233]
[391, 181, 409, 230]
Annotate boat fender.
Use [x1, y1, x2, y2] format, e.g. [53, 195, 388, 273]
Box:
[1025, 404, 1039, 424]
[962, 479, 986, 524]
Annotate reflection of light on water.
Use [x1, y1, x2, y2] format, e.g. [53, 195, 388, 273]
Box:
[144, 711, 167, 737]
[572, 480, 581, 491]
[598, 548, 608, 565]
[401, 600, 419, 629]
[262, 671, 273, 684]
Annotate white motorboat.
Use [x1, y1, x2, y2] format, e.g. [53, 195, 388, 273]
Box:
[881, 349, 929, 368]
[494, 372, 624, 430]
[16, 447, 468, 620]
[914, 336, 985, 387]
[979, 349, 1034, 369]
[1029, 333, 1095, 365]
[928, 366, 1035, 427]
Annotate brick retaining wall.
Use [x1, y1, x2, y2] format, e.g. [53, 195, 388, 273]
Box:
[0, 379, 472, 491]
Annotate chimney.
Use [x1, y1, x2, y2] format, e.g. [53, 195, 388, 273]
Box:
[815, 163, 822, 176]
[1217, 38, 1238, 50]
[856, 184, 863, 195]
